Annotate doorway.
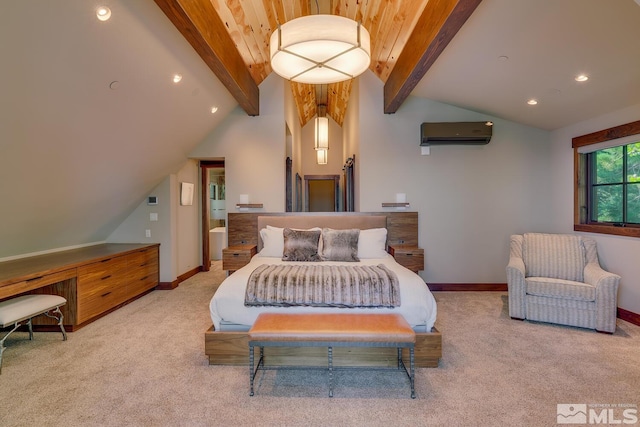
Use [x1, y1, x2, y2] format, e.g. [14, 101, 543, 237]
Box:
[200, 160, 225, 272]
[305, 175, 340, 212]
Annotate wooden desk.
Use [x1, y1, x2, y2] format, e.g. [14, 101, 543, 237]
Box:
[0, 243, 159, 330]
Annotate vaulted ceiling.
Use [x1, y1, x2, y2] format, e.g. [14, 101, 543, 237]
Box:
[154, 0, 482, 127]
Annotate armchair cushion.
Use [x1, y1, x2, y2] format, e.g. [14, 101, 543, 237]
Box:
[526, 277, 596, 301]
[523, 233, 585, 282]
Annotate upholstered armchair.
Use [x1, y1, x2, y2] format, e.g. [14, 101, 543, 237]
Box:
[506, 233, 620, 333]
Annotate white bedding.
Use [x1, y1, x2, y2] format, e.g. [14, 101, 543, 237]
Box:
[209, 253, 437, 332]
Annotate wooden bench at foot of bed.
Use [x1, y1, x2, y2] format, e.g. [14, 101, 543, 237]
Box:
[204, 324, 441, 368]
[248, 313, 417, 398]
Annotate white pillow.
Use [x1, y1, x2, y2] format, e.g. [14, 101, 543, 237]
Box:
[357, 228, 388, 258]
[259, 227, 285, 257]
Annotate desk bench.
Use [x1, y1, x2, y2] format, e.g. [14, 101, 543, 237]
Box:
[0, 295, 67, 374]
[248, 313, 416, 398]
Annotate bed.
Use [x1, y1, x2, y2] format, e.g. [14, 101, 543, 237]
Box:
[204, 213, 442, 368]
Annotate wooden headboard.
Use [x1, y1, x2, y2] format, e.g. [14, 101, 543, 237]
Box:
[227, 212, 418, 249]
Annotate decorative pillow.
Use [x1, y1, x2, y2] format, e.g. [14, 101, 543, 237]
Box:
[282, 228, 322, 262]
[321, 228, 360, 262]
[261, 226, 321, 257]
[259, 228, 285, 257]
[357, 228, 388, 259]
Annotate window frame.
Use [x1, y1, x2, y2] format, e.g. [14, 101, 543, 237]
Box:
[573, 119, 640, 238]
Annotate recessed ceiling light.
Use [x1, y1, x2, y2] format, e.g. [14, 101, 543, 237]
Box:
[575, 74, 589, 82]
[173, 74, 182, 83]
[96, 6, 111, 21]
[498, 55, 509, 61]
[210, 106, 218, 114]
[109, 81, 120, 90]
[527, 99, 538, 105]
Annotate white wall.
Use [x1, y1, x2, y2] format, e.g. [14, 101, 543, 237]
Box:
[190, 74, 286, 213]
[550, 103, 640, 314]
[357, 72, 554, 283]
[107, 159, 200, 283]
[175, 160, 200, 275]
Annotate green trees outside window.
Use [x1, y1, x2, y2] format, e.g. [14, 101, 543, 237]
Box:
[590, 142, 640, 224]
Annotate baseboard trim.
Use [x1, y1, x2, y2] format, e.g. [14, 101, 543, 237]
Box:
[617, 307, 640, 327]
[428, 283, 508, 292]
[156, 266, 202, 290]
[428, 283, 640, 326]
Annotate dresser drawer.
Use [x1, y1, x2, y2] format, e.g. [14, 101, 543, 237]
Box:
[77, 256, 129, 291]
[77, 256, 130, 323]
[76, 283, 128, 324]
[0, 268, 76, 300]
[126, 247, 159, 296]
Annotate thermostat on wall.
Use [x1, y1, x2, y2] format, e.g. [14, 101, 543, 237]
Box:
[147, 196, 158, 205]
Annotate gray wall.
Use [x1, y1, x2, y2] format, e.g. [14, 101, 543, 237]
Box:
[356, 72, 554, 283]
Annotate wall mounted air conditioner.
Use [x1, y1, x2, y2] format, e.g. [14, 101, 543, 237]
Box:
[420, 121, 493, 146]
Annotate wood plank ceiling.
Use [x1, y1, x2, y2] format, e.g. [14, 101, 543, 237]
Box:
[154, 0, 482, 127]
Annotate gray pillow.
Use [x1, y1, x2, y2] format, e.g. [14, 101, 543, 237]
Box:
[321, 228, 360, 262]
[282, 228, 321, 262]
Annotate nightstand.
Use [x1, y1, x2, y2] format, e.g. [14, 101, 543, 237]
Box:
[387, 245, 424, 273]
[222, 244, 257, 273]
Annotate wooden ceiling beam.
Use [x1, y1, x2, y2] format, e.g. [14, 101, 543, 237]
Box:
[154, 0, 260, 116]
[383, 0, 482, 114]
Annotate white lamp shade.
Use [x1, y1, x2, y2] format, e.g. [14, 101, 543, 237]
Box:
[314, 117, 329, 150]
[316, 149, 328, 165]
[270, 15, 371, 84]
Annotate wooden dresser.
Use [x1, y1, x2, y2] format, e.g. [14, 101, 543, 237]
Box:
[0, 243, 159, 330]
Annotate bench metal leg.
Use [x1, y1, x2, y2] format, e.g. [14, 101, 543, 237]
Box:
[42, 306, 67, 341]
[249, 345, 264, 396]
[398, 346, 416, 399]
[249, 345, 254, 396]
[328, 346, 333, 398]
[410, 347, 415, 399]
[0, 323, 21, 375]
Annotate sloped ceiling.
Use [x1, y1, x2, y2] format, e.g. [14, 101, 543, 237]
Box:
[0, 0, 235, 258]
[154, 0, 482, 126]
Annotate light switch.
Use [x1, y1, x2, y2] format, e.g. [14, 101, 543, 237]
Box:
[145, 229, 151, 238]
[150, 213, 158, 221]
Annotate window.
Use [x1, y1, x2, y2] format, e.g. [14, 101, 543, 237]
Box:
[573, 120, 640, 238]
[589, 143, 640, 224]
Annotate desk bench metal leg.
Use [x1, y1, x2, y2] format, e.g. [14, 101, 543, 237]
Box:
[43, 307, 67, 341]
[0, 323, 21, 375]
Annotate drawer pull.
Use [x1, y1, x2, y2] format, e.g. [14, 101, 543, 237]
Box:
[140, 276, 149, 281]
[101, 291, 112, 297]
[140, 262, 148, 267]
[233, 253, 240, 257]
[27, 276, 44, 282]
[101, 275, 112, 280]
[405, 253, 413, 256]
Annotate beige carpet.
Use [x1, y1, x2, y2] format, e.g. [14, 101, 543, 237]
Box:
[0, 262, 638, 427]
